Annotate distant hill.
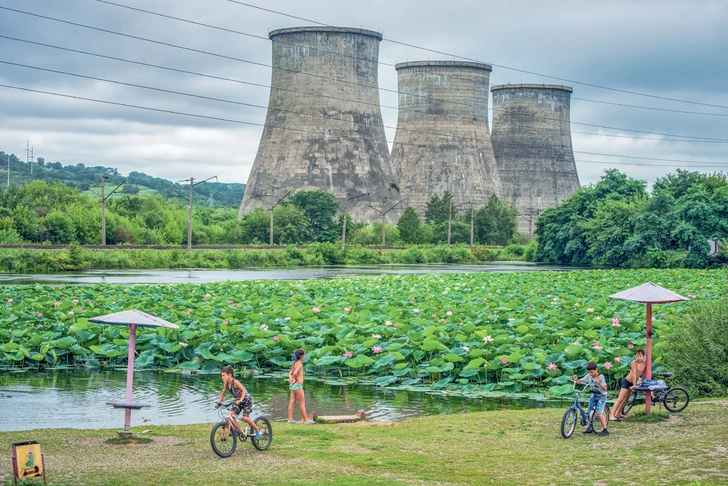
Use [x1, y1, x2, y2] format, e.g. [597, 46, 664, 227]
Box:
[0, 151, 245, 207]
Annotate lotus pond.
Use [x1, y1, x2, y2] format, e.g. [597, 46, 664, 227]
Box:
[0, 268, 724, 400]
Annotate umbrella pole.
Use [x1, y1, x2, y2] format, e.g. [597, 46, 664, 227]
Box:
[645, 303, 652, 415]
[125, 324, 137, 430]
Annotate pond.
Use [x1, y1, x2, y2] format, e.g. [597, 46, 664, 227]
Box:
[0, 370, 564, 432]
[0, 262, 577, 285]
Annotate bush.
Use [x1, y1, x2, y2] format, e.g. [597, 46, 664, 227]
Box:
[506, 244, 525, 257]
[663, 299, 728, 398]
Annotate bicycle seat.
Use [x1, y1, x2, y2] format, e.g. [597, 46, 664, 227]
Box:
[658, 372, 672, 378]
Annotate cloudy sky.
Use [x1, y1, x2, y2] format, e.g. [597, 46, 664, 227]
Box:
[0, 0, 726, 190]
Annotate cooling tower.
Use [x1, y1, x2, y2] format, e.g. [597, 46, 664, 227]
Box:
[490, 84, 581, 236]
[390, 61, 501, 215]
[239, 27, 398, 222]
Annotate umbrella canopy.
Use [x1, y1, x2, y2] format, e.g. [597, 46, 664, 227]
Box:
[609, 282, 689, 305]
[89, 309, 179, 430]
[89, 309, 179, 329]
[609, 282, 689, 414]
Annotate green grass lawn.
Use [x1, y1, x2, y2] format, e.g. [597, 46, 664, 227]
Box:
[1, 401, 726, 486]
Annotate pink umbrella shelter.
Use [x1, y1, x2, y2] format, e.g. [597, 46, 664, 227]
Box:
[89, 309, 180, 431]
[609, 282, 689, 414]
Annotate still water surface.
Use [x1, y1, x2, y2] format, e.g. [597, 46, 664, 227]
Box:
[0, 370, 562, 432]
[0, 262, 576, 286]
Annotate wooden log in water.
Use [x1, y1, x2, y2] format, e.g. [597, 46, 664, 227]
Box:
[311, 410, 366, 423]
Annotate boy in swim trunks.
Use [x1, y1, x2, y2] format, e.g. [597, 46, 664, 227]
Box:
[288, 348, 313, 424]
[215, 365, 261, 439]
[610, 349, 646, 420]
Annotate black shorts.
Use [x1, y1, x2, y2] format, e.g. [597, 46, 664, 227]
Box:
[621, 378, 633, 389]
[232, 394, 253, 417]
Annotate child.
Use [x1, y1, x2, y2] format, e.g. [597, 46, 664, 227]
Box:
[573, 362, 610, 436]
[215, 365, 261, 440]
[610, 349, 646, 421]
[288, 348, 313, 424]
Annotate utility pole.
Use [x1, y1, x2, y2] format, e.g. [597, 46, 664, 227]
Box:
[25, 141, 29, 174]
[447, 200, 453, 247]
[470, 201, 474, 248]
[341, 192, 368, 250]
[30, 146, 34, 175]
[367, 199, 401, 247]
[6, 153, 9, 188]
[268, 190, 291, 246]
[88, 175, 125, 245]
[180, 175, 218, 251]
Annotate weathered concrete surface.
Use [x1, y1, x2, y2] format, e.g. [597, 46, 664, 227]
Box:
[490, 84, 581, 235]
[239, 27, 399, 222]
[391, 61, 501, 215]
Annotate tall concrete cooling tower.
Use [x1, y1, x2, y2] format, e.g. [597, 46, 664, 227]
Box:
[239, 27, 398, 222]
[390, 61, 501, 214]
[490, 84, 581, 236]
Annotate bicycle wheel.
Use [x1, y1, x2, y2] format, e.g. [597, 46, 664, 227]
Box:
[251, 416, 273, 451]
[210, 421, 237, 458]
[663, 387, 690, 413]
[623, 392, 637, 414]
[561, 408, 577, 439]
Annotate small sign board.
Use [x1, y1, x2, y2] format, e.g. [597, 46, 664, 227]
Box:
[11, 441, 46, 485]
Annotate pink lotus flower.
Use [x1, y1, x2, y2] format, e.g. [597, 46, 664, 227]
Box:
[483, 335, 494, 343]
[233, 303, 238, 307]
[413, 309, 420, 314]
[344, 307, 352, 313]
[273, 335, 279, 341]
[285, 316, 291, 321]
[9, 313, 14, 317]
[439, 318, 445, 322]
[385, 320, 392, 326]
[72, 299, 78, 305]
[612, 316, 621, 327]
[168, 305, 173, 309]
[446, 311, 453, 317]
[547, 363, 558, 371]
[660, 313, 664, 318]
[222, 321, 228, 325]
[586, 308, 594, 313]
[501, 358, 508, 365]
[432, 314, 437, 318]
[54, 302, 60, 307]
[260, 324, 269, 330]
[343, 351, 353, 358]
[604, 362, 613, 369]
[312, 308, 320, 313]
[651, 317, 656, 322]
[372, 346, 383, 354]
[393, 323, 399, 328]
[7, 298, 12, 303]
[227, 300, 233, 304]
[179, 342, 188, 348]
[185, 311, 190, 316]
[37, 313, 43, 317]
[508, 318, 515, 322]
[290, 302, 296, 306]
[68, 311, 74, 315]
[462, 346, 470, 353]
[372, 334, 381, 339]
[614, 357, 621, 363]
[628, 344, 634, 350]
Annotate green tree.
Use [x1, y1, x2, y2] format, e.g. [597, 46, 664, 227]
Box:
[424, 191, 456, 225]
[43, 211, 77, 244]
[397, 207, 421, 244]
[475, 194, 517, 245]
[432, 221, 470, 244]
[580, 198, 643, 267]
[289, 190, 341, 242]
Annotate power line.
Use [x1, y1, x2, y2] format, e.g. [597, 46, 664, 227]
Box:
[225, 0, 728, 111]
[95, 0, 728, 119]
[5, 3, 728, 127]
[577, 159, 727, 169]
[7, 59, 727, 153]
[3, 34, 726, 145]
[1, 82, 724, 169]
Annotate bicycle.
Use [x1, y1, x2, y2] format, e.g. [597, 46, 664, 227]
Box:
[622, 372, 689, 414]
[561, 381, 611, 439]
[210, 401, 273, 457]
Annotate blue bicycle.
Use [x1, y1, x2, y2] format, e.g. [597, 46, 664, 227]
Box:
[561, 381, 611, 439]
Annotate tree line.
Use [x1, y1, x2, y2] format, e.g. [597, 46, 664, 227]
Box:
[536, 169, 728, 269]
[0, 181, 521, 249]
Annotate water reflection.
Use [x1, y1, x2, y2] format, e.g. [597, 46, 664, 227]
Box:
[0, 262, 577, 286]
[0, 370, 564, 432]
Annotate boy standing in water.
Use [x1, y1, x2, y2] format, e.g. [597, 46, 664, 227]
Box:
[216, 365, 261, 440]
[288, 348, 313, 424]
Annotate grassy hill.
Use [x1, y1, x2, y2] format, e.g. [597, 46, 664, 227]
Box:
[0, 151, 245, 207]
